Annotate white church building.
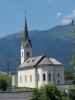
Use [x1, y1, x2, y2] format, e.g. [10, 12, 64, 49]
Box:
[17, 17, 64, 88]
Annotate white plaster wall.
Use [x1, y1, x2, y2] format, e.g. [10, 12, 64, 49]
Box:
[12, 75, 16, 87]
[21, 48, 24, 64]
[18, 65, 64, 88]
[21, 47, 32, 64]
[53, 66, 64, 85]
[37, 65, 64, 87]
[37, 65, 54, 88]
[18, 68, 36, 88]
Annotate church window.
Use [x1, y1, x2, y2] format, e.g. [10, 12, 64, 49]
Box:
[57, 80, 60, 84]
[25, 75, 27, 82]
[26, 43, 29, 47]
[37, 72, 39, 81]
[20, 75, 22, 83]
[57, 73, 60, 77]
[26, 52, 30, 57]
[43, 73, 46, 81]
[30, 74, 32, 82]
[22, 52, 23, 56]
[48, 73, 51, 81]
[57, 73, 60, 84]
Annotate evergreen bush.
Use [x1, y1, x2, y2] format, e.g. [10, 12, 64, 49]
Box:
[0, 74, 11, 91]
[31, 84, 62, 100]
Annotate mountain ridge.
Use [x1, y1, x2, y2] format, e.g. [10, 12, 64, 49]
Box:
[0, 23, 74, 73]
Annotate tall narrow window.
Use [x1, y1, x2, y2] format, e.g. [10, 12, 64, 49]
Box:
[20, 75, 22, 83]
[57, 73, 60, 84]
[37, 73, 39, 81]
[26, 52, 30, 57]
[25, 75, 27, 82]
[48, 73, 51, 81]
[43, 73, 46, 81]
[57, 80, 60, 84]
[57, 73, 60, 77]
[30, 74, 32, 82]
[22, 52, 23, 56]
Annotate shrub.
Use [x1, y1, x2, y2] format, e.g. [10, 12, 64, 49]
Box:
[31, 88, 41, 100]
[69, 89, 75, 100]
[0, 74, 11, 91]
[0, 79, 7, 91]
[31, 84, 62, 100]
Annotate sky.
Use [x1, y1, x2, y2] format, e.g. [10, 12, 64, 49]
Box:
[0, 0, 75, 37]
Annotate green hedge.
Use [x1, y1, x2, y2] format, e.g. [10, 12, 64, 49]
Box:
[0, 74, 11, 91]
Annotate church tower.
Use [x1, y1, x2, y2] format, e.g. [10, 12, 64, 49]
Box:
[21, 17, 32, 64]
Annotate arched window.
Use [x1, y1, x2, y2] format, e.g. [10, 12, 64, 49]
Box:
[30, 74, 32, 82]
[43, 73, 46, 81]
[37, 72, 39, 81]
[57, 73, 60, 77]
[26, 52, 30, 57]
[25, 75, 27, 82]
[48, 73, 51, 81]
[20, 75, 22, 83]
[57, 80, 60, 84]
[22, 52, 24, 56]
[57, 73, 60, 84]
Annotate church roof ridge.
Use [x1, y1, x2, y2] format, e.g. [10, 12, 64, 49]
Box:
[18, 55, 63, 70]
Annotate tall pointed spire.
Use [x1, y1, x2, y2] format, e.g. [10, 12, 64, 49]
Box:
[21, 16, 32, 64]
[21, 16, 32, 47]
[24, 16, 29, 41]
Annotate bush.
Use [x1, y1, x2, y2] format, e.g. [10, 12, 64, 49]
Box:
[31, 84, 62, 100]
[0, 74, 11, 91]
[31, 88, 41, 100]
[69, 89, 75, 100]
[0, 79, 8, 91]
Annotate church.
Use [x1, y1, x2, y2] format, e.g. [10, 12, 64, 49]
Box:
[17, 17, 64, 88]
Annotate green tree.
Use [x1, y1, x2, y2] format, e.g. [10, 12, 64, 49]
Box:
[31, 84, 62, 100]
[0, 74, 11, 91]
[0, 79, 7, 91]
[31, 88, 41, 100]
[71, 29, 75, 82]
[64, 69, 73, 80]
[69, 88, 75, 100]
